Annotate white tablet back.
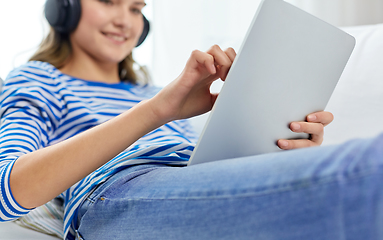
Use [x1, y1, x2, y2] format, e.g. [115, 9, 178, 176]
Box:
[188, 0, 355, 166]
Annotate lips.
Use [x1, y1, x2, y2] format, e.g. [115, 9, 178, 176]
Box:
[102, 32, 128, 42]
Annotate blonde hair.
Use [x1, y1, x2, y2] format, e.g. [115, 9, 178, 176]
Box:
[30, 27, 145, 84]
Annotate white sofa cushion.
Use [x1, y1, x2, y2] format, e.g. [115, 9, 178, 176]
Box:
[324, 23, 383, 145]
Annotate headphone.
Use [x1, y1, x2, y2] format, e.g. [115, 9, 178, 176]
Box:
[44, 0, 150, 47]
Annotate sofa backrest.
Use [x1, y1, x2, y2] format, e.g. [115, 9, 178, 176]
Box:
[324, 23, 383, 145]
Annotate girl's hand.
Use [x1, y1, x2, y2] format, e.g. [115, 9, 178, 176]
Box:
[277, 111, 334, 150]
[149, 45, 236, 123]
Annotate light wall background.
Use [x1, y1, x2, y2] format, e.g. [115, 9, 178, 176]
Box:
[0, 0, 47, 80]
[1, 0, 383, 86]
[152, 0, 383, 87]
[287, 0, 383, 27]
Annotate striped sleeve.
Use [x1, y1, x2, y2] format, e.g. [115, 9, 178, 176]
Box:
[0, 160, 31, 221]
[0, 63, 62, 221]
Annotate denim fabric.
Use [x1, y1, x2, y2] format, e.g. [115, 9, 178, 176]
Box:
[75, 133, 383, 240]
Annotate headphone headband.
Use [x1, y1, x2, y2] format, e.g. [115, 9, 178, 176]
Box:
[44, 0, 149, 47]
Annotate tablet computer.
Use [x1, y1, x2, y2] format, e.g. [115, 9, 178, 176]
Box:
[188, 0, 355, 166]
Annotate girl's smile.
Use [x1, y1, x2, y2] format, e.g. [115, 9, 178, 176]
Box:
[102, 31, 129, 44]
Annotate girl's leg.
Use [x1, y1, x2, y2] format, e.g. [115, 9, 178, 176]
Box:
[75, 133, 383, 240]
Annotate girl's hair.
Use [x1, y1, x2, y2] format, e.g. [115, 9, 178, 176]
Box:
[29, 27, 145, 84]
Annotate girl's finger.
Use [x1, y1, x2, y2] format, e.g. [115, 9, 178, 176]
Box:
[189, 50, 216, 75]
[277, 138, 319, 150]
[306, 111, 334, 126]
[224, 47, 237, 63]
[290, 121, 324, 145]
[206, 45, 233, 80]
[290, 122, 324, 136]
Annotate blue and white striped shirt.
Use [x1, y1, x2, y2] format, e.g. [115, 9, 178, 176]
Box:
[0, 61, 197, 239]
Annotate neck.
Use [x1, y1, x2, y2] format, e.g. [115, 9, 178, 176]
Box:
[59, 51, 121, 84]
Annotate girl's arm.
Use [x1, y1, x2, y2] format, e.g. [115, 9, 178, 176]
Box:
[10, 99, 164, 209]
[6, 45, 236, 210]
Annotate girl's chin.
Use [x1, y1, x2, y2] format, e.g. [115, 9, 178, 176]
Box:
[99, 53, 131, 63]
[110, 51, 132, 61]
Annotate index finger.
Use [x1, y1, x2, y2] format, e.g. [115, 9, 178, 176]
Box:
[306, 111, 334, 126]
[224, 47, 237, 63]
[206, 45, 233, 80]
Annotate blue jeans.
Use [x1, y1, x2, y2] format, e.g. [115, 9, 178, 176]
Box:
[74, 133, 383, 240]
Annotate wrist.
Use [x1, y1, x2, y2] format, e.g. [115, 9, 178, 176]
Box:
[133, 98, 170, 130]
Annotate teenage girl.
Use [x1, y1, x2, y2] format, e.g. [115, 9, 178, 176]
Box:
[4, 1, 381, 240]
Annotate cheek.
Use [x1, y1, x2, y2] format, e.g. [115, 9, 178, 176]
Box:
[77, 1, 110, 35]
[70, 4, 109, 48]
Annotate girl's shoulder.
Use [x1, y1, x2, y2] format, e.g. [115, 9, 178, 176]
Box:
[4, 61, 62, 89]
[7, 61, 57, 78]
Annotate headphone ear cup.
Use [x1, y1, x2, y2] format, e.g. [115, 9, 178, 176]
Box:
[45, 0, 67, 30]
[136, 15, 150, 47]
[65, 0, 81, 33]
[45, 0, 81, 33]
